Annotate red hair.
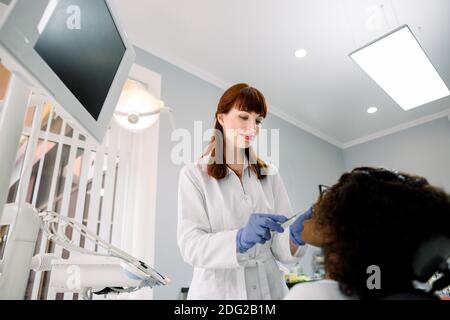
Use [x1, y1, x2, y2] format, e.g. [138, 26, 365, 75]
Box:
[203, 83, 268, 179]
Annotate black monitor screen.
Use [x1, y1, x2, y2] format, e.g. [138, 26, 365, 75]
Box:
[35, 0, 126, 120]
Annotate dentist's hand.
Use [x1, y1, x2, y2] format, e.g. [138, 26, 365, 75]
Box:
[289, 206, 313, 246]
[236, 213, 288, 253]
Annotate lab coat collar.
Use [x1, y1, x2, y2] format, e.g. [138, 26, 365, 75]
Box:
[197, 152, 251, 176]
[225, 154, 250, 177]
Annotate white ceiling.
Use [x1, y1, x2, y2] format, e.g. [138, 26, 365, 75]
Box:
[1, 1, 448, 147]
[111, 0, 450, 148]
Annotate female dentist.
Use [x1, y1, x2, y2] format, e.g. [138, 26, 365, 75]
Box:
[177, 83, 311, 300]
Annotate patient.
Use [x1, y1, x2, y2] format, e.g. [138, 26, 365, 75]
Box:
[285, 167, 450, 300]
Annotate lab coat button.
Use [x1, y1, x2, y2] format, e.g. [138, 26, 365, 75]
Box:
[252, 285, 257, 290]
[243, 195, 249, 201]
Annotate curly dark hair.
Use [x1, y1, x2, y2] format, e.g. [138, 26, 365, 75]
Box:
[314, 167, 450, 299]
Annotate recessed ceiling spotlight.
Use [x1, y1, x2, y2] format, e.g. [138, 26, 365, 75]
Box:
[367, 107, 378, 114]
[295, 49, 307, 58]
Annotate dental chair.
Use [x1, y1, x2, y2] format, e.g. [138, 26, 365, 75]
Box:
[382, 235, 450, 300]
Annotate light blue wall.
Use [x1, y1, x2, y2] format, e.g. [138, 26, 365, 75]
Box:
[134, 47, 346, 299]
[344, 117, 450, 192]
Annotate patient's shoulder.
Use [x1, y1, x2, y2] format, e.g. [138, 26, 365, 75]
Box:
[284, 280, 357, 300]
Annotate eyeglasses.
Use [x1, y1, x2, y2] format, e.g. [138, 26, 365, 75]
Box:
[311, 184, 330, 217]
[318, 184, 330, 197]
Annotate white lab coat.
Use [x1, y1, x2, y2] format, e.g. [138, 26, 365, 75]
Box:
[177, 155, 307, 300]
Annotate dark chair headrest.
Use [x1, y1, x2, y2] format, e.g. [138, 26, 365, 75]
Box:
[413, 235, 450, 282]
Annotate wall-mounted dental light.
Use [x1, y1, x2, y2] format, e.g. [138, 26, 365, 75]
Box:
[114, 79, 165, 131]
[349, 25, 450, 111]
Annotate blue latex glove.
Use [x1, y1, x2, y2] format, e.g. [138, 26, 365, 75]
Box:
[289, 206, 313, 246]
[236, 213, 288, 253]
